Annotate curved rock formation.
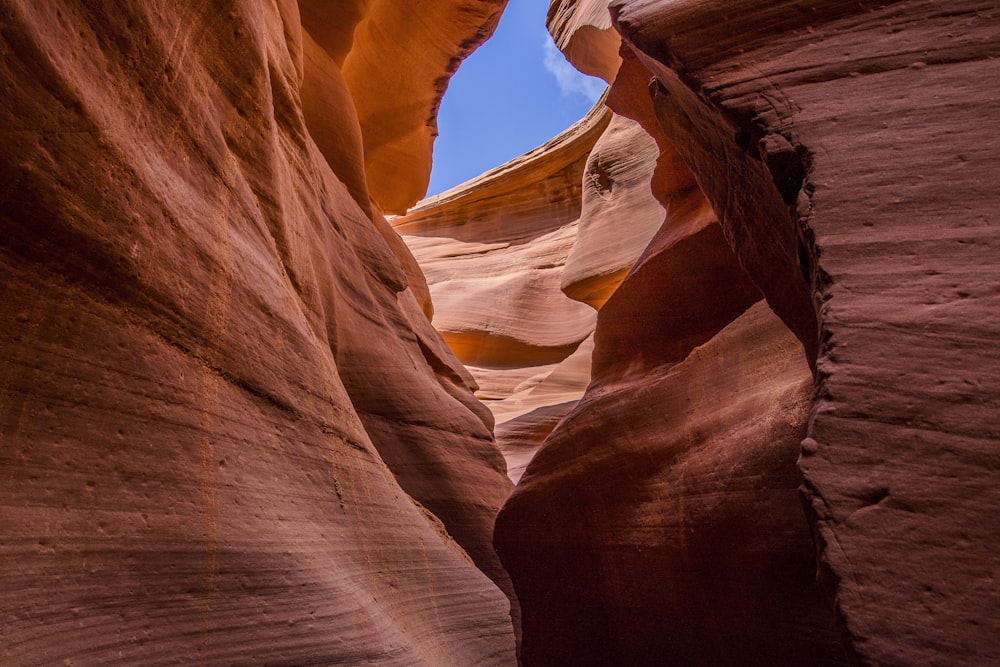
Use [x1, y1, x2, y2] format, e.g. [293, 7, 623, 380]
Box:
[561, 113, 664, 309]
[395, 100, 610, 245]
[0, 1, 517, 664]
[9, 0, 996, 663]
[611, 1, 1000, 663]
[496, 40, 846, 659]
[396, 64, 680, 483]
[303, 0, 509, 214]
[547, 0, 622, 82]
[496, 0, 1000, 665]
[394, 103, 611, 480]
[497, 301, 849, 664]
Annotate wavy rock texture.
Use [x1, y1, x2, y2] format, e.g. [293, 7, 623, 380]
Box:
[303, 0, 509, 214]
[497, 1, 1000, 665]
[497, 301, 849, 664]
[396, 83, 674, 483]
[612, 1, 1000, 663]
[561, 113, 664, 309]
[394, 103, 611, 481]
[0, 1, 517, 664]
[496, 45, 846, 663]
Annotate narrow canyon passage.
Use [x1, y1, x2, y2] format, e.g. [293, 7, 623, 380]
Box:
[397, 6, 846, 662]
[2, 1, 998, 666]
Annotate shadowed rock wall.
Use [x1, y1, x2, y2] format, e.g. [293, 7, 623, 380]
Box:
[494, 0, 1000, 665]
[0, 1, 518, 663]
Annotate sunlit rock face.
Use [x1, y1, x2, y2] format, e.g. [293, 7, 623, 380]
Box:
[302, 0, 510, 215]
[394, 102, 609, 483]
[547, 0, 623, 82]
[0, 1, 518, 664]
[396, 80, 678, 483]
[561, 113, 663, 309]
[498, 1, 1000, 665]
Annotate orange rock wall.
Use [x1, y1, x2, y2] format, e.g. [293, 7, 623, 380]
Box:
[394, 102, 609, 483]
[0, 1, 517, 663]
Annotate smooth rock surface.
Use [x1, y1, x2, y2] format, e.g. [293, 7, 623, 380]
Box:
[561, 113, 664, 309]
[496, 301, 849, 664]
[547, 0, 623, 82]
[0, 1, 517, 664]
[611, 0, 1000, 663]
[494, 1, 1000, 665]
[337, 0, 509, 213]
[394, 104, 612, 480]
[495, 26, 845, 653]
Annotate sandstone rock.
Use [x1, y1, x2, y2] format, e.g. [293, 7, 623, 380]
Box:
[338, 0, 509, 213]
[548, 0, 623, 82]
[0, 1, 516, 663]
[490, 334, 596, 483]
[494, 28, 842, 653]
[406, 223, 596, 369]
[560, 113, 665, 309]
[496, 302, 849, 664]
[397, 68, 685, 483]
[394, 103, 611, 481]
[610, 1, 1000, 663]
[394, 99, 611, 245]
[494, 0, 1000, 664]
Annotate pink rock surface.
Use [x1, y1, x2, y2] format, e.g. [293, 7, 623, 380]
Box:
[394, 104, 612, 482]
[0, 1, 517, 663]
[494, 0, 1000, 664]
[611, 0, 1000, 662]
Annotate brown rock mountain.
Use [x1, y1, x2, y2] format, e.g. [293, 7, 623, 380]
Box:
[3, 0, 998, 665]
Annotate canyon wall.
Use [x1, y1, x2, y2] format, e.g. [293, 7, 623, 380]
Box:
[394, 73, 667, 485]
[492, 0, 1000, 665]
[394, 101, 608, 482]
[4, 0, 998, 663]
[0, 1, 519, 664]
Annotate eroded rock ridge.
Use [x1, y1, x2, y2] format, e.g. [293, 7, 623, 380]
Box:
[487, 1, 1000, 665]
[1, 1, 519, 664]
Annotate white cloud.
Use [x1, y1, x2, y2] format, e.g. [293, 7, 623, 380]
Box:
[542, 38, 607, 102]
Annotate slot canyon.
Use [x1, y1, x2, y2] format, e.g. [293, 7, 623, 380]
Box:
[1, 0, 998, 664]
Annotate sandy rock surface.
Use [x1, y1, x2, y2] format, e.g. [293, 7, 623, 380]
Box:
[0, 1, 517, 663]
[493, 0, 1000, 664]
[395, 103, 611, 482]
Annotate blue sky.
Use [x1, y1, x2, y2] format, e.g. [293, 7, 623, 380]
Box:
[426, 0, 607, 197]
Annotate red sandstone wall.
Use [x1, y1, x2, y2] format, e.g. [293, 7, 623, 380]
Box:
[495, 1, 1000, 664]
[0, 1, 517, 663]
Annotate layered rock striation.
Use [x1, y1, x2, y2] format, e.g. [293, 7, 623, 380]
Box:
[396, 75, 682, 483]
[1, 1, 518, 664]
[394, 101, 608, 482]
[495, 0, 1000, 665]
[6, 0, 998, 663]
